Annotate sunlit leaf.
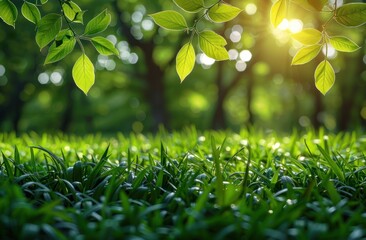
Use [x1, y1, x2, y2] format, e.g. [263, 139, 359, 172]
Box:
[21, 2, 41, 25]
[44, 32, 76, 64]
[329, 36, 360, 52]
[291, 28, 322, 45]
[335, 3, 366, 27]
[36, 14, 62, 49]
[84, 9, 111, 35]
[72, 54, 95, 95]
[173, 0, 204, 13]
[270, 0, 287, 28]
[315, 60, 335, 95]
[149, 10, 188, 31]
[208, 2, 242, 23]
[198, 30, 229, 61]
[176, 42, 195, 82]
[0, 0, 18, 28]
[62, 1, 83, 23]
[292, 44, 322, 65]
[91, 36, 119, 56]
[40, 0, 48, 4]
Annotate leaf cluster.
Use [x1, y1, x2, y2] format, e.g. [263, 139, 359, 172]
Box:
[0, 0, 119, 95]
[271, 1, 366, 95]
[150, 0, 242, 82]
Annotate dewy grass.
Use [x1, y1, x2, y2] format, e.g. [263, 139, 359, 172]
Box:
[0, 128, 366, 239]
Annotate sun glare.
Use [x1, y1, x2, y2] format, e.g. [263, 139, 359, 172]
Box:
[276, 19, 303, 33]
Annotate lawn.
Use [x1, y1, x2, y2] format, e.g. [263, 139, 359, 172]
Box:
[0, 128, 365, 239]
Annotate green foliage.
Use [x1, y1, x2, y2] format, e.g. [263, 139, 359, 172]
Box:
[173, 0, 204, 13]
[44, 30, 76, 64]
[198, 30, 229, 61]
[84, 9, 111, 35]
[270, 0, 287, 28]
[328, 36, 360, 53]
[291, 44, 322, 65]
[176, 42, 195, 82]
[72, 54, 95, 95]
[270, 1, 366, 94]
[91, 36, 119, 56]
[1, 130, 366, 239]
[21, 2, 41, 25]
[315, 60, 335, 95]
[0, 0, 365, 95]
[207, 2, 242, 23]
[149, 10, 188, 31]
[0, 1, 119, 95]
[335, 3, 366, 27]
[150, 0, 240, 82]
[0, 0, 17, 28]
[291, 28, 322, 45]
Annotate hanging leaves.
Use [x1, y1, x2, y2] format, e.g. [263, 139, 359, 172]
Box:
[292, 45, 322, 65]
[291, 28, 323, 45]
[173, 0, 204, 13]
[91, 36, 119, 56]
[21, 2, 41, 25]
[329, 36, 360, 52]
[335, 3, 366, 27]
[44, 30, 76, 64]
[35, 14, 62, 49]
[0, 0, 18, 28]
[315, 60, 335, 95]
[198, 30, 229, 61]
[176, 42, 195, 82]
[72, 54, 95, 95]
[149, 11, 188, 31]
[84, 9, 111, 35]
[207, 2, 242, 23]
[270, 0, 287, 28]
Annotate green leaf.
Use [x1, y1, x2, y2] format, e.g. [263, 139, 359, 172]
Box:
[176, 42, 195, 82]
[198, 30, 229, 61]
[21, 2, 41, 25]
[315, 60, 335, 95]
[291, 44, 322, 65]
[40, 0, 48, 4]
[291, 28, 322, 45]
[91, 36, 119, 56]
[335, 3, 366, 27]
[149, 10, 188, 31]
[207, 2, 242, 23]
[62, 1, 83, 23]
[0, 0, 18, 28]
[329, 36, 360, 52]
[84, 9, 111, 35]
[36, 14, 62, 49]
[270, 0, 287, 28]
[72, 54, 95, 95]
[173, 0, 204, 13]
[44, 31, 76, 64]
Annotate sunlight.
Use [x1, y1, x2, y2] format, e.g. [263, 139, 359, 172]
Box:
[276, 19, 303, 33]
[197, 53, 215, 67]
[322, 44, 337, 59]
[288, 19, 303, 33]
[245, 3, 257, 15]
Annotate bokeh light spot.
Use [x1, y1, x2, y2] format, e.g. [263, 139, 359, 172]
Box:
[235, 61, 247, 72]
[245, 3, 257, 15]
[0, 65, 5, 76]
[239, 50, 252, 62]
[38, 72, 49, 84]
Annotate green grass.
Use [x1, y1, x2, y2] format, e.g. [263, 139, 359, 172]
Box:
[1, 128, 366, 239]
